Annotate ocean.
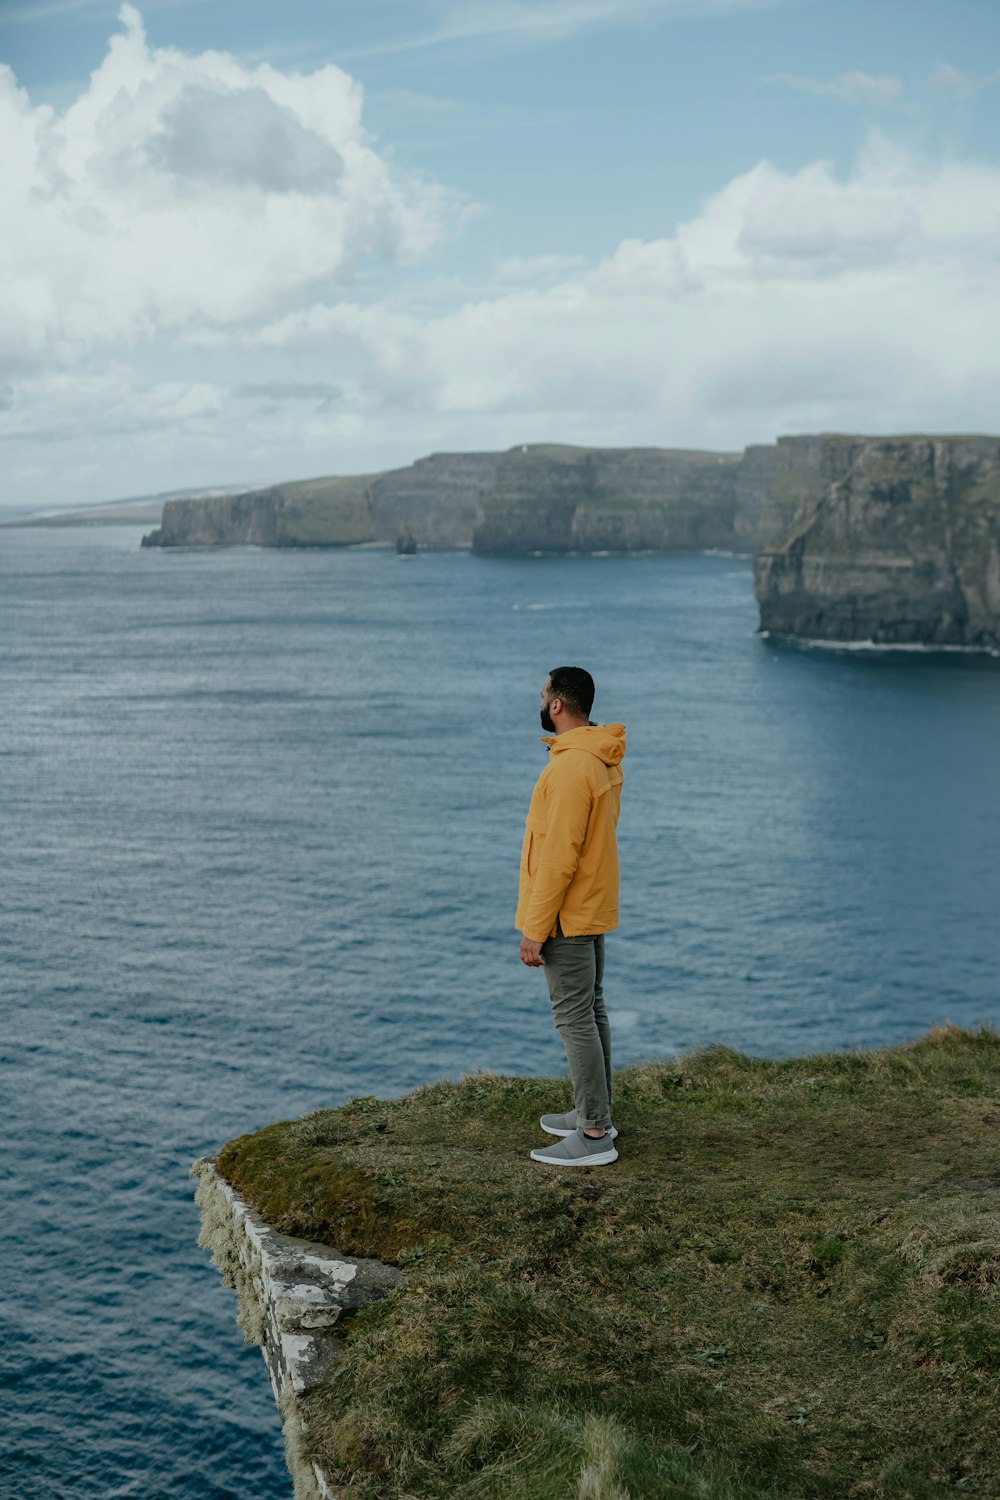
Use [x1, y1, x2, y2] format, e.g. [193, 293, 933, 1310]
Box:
[3, 525, 999, 1497]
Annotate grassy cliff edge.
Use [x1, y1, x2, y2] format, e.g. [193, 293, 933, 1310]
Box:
[217, 1025, 1000, 1498]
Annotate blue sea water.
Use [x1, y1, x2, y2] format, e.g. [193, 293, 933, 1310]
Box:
[2, 524, 999, 1498]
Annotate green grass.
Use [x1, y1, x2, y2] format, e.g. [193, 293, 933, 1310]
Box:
[260, 473, 384, 501]
[218, 1024, 1000, 1498]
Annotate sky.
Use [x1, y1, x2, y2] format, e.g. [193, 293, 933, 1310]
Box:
[2, 0, 1000, 510]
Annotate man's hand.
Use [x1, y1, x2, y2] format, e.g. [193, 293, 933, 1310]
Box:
[519, 936, 545, 967]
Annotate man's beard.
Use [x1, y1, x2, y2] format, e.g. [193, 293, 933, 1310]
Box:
[540, 704, 556, 732]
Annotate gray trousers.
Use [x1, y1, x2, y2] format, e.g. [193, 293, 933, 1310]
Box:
[541, 925, 613, 1131]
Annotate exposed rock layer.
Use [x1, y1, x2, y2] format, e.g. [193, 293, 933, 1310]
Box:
[754, 436, 1000, 650]
[369, 451, 499, 549]
[193, 1158, 402, 1500]
[471, 445, 743, 554]
[141, 476, 378, 549]
[140, 432, 1000, 640]
[734, 437, 829, 553]
[140, 439, 821, 554]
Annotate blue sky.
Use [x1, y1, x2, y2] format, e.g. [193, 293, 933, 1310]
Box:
[2, 0, 1000, 508]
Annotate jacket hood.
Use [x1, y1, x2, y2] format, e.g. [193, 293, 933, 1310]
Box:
[541, 723, 626, 765]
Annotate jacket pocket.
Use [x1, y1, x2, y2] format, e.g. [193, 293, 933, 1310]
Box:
[524, 815, 547, 878]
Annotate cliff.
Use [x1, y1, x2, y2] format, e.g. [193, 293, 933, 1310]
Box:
[368, 451, 500, 549]
[470, 439, 838, 557]
[141, 475, 379, 549]
[139, 439, 828, 555]
[139, 455, 500, 551]
[198, 1026, 1000, 1499]
[734, 436, 829, 552]
[470, 444, 744, 555]
[754, 436, 1000, 650]
[142, 435, 1000, 583]
[193, 1159, 401, 1500]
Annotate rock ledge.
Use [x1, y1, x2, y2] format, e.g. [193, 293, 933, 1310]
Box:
[192, 1158, 402, 1500]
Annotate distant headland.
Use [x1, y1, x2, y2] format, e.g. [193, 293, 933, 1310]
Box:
[136, 432, 1000, 651]
[9, 432, 998, 653]
[138, 437, 822, 558]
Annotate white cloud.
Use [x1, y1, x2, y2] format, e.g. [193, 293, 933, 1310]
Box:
[0, 362, 411, 507]
[766, 70, 903, 109]
[495, 253, 588, 280]
[932, 63, 1000, 95]
[6, 6, 1000, 507]
[0, 4, 458, 368]
[0, 368, 226, 444]
[230, 132, 1000, 445]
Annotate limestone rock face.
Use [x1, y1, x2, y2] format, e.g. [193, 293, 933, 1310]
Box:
[754, 436, 1000, 649]
[734, 436, 833, 552]
[141, 475, 378, 548]
[194, 1159, 402, 1500]
[142, 455, 501, 551]
[143, 435, 994, 567]
[472, 444, 744, 555]
[369, 451, 500, 549]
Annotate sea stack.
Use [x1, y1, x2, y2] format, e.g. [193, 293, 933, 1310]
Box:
[754, 435, 1000, 652]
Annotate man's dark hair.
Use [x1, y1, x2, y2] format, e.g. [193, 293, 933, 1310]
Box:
[548, 665, 595, 718]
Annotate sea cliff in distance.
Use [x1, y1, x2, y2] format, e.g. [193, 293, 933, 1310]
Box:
[137, 431, 1000, 651]
[140, 474, 380, 549]
[139, 436, 827, 557]
[754, 435, 1000, 653]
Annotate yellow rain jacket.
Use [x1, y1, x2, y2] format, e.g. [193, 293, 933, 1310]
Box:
[516, 723, 626, 942]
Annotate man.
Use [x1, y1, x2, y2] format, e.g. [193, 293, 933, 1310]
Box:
[517, 666, 626, 1167]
